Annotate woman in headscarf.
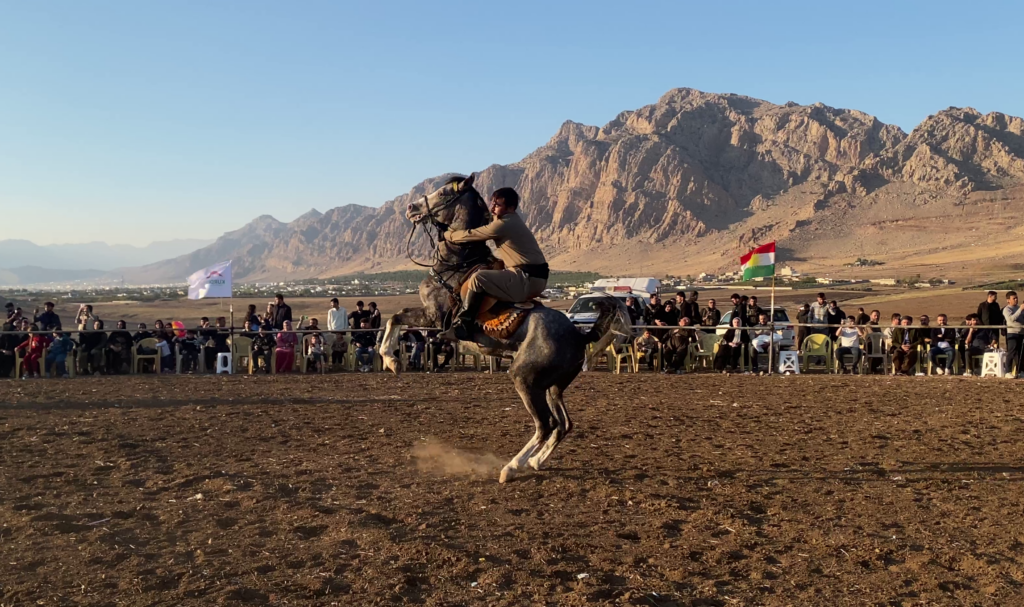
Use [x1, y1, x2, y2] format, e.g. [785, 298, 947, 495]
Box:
[274, 320, 298, 373]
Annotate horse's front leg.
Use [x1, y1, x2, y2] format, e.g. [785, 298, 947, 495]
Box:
[381, 307, 435, 375]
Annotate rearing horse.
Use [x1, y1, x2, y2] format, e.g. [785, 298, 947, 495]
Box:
[381, 174, 631, 483]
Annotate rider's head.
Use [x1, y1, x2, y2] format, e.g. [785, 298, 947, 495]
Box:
[490, 188, 519, 218]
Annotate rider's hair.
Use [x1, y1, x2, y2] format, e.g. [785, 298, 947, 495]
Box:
[492, 187, 520, 210]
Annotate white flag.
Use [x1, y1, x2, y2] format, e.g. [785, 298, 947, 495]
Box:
[187, 260, 233, 300]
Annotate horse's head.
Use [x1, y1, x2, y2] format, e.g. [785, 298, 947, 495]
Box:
[405, 173, 489, 230]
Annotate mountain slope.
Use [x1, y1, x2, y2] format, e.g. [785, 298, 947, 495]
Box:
[0, 238, 214, 272]
[131, 88, 1024, 284]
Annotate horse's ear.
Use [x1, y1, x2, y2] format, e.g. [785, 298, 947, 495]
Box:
[462, 173, 476, 189]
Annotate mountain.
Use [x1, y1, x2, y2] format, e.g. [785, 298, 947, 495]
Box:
[131, 89, 1024, 284]
[0, 266, 109, 287]
[0, 238, 214, 272]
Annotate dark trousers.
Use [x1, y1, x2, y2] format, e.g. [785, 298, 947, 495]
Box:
[253, 349, 273, 373]
[1006, 334, 1023, 375]
[0, 352, 14, 378]
[891, 348, 918, 375]
[663, 347, 687, 372]
[106, 349, 130, 374]
[714, 344, 744, 371]
[428, 343, 453, 370]
[180, 350, 199, 373]
[331, 350, 346, 365]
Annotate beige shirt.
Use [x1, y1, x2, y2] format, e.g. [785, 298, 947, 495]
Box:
[446, 211, 546, 268]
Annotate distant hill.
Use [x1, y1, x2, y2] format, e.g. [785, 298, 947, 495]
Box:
[0, 266, 108, 286]
[0, 238, 214, 272]
[126, 88, 1024, 284]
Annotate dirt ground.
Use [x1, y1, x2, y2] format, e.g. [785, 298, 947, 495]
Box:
[2, 372, 1024, 606]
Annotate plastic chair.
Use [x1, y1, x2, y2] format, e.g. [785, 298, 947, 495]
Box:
[690, 332, 719, 370]
[981, 351, 1007, 378]
[215, 352, 233, 374]
[456, 342, 483, 371]
[606, 343, 635, 374]
[863, 333, 889, 375]
[632, 341, 661, 372]
[801, 334, 833, 373]
[133, 338, 160, 374]
[833, 337, 865, 373]
[400, 340, 426, 372]
[230, 336, 253, 375]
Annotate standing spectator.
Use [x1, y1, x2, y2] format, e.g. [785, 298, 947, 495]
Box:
[274, 320, 299, 373]
[272, 294, 293, 331]
[4, 302, 16, 324]
[795, 303, 810, 352]
[855, 308, 870, 326]
[633, 329, 660, 371]
[889, 316, 921, 376]
[809, 293, 828, 334]
[33, 302, 61, 331]
[75, 304, 98, 330]
[929, 314, 957, 376]
[250, 325, 276, 374]
[715, 317, 750, 373]
[327, 298, 349, 331]
[176, 329, 202, 374]
[746, 296, 764, 327]
[261, 302, 275, 327]
[348, 301, 371, 328]
[209, 317, 230, 371]
[978, 291, 1004, 335]
[78, 319, 107, 375]
[825, 300, 845, 341]
[1003, 291, 1024, 378]
[45, 330, 75, 378]
[623, 296, 642, 326]
[198, 317, 215, 370]
[352, 319, 377, 372]
[244, 304, 260, 327]
[367, 302, 382, 330]
[834, 316, 866, 374]
[679, 291, 700, 326]
[728, 293, 748, 328]
[0, 322, 19, 378]
[105, 320, 133, 374]
[701, 298, 721, 327]
[643, 294, 663, 326]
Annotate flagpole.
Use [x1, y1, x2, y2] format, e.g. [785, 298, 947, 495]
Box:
[769, 271, 776, 376]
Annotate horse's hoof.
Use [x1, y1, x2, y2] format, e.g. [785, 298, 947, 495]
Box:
[527, 456, 542, 471]
[499, 466, 515, 483]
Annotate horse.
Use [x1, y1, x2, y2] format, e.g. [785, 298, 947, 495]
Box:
[380, 173, 631, 483]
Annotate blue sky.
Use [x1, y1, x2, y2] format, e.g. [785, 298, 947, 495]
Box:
[1, 0, 1021, 246]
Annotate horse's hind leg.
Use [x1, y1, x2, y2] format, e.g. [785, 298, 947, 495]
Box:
[499, 378, 553, 484]
[528, 377, 576, 471]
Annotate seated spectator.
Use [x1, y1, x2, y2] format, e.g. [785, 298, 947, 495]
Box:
[633, 329, 660, 371]
[889, 316, 921, 376]
[329, 331, 348, 368]
[306, 334, 325, 372]
[274, 320, 299, 373]
[352, 319, 377, 372]
[327, 298, 349, 331]
[426, 330, 454, 372]
[1004, 291, 1023, 378]
[834, 316, 866, 374]
[401, 329, 426, 370]
[867, 310, 881, 330]
[305, 318, 323, 339]
[16, 326, 50, 379]
[105, 321, 133, 374]
[154, 332, 174, 373]
[0, 322, 17, 378]
[662, 321, 699, 375]
[961, 314, 999, 376]
[201, 317, 230, 372]
[929, 314, 957, 376]
[751, 312, 777, 366]
[45, 330, 75, 378]
[133, 323, 153, 343]
[882, 313, 901, 341]
[33, 302, 61, 331]
[714, 317, 750, 373]
[175, 329, 202, 373]
[78, 319, 108, 376]
[701, 299, 721, 327]
[240, 321, 257, 339]
[250, 325, 276, 374]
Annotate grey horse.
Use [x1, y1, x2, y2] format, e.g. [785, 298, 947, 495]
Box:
[380, 174, 631, 483]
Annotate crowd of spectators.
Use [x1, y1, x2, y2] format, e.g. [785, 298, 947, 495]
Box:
[629, 289, 1024, 378]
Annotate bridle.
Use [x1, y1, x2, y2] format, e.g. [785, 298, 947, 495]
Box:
[405, 182, 493, 300]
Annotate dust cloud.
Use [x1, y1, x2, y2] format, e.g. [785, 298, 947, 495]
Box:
[412, 438, 504, 477]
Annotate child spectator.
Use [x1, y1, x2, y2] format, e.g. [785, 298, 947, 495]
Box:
[251, 325, 276, 374]
[175, 329, 202, 373]
[16, 325, 50, 379]
[330, 332, 348, 368]
[45, 330, 75, 378]
[306, 334, 325, 372]
[154, 333, 174, 373]
[633, 329, 660, 371]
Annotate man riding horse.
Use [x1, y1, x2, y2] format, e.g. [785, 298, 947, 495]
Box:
[437, 187, 549, 342]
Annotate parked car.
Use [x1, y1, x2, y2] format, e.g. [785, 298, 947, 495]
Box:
[565, 292, 650, 331]
[717, 307, 794, 348]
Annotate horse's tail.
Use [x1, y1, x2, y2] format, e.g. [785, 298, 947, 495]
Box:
[581, 296, 633, 370]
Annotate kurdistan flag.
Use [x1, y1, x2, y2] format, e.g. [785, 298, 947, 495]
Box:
[740, 242, 776, 280]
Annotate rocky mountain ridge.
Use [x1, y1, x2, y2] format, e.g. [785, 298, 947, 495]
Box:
[129, 88, 1024, 283]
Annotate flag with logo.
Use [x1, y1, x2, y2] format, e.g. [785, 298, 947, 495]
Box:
[187, 260, 233, 300]
[740, 242, 775, 280]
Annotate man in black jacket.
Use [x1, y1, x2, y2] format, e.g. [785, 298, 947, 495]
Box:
[0, 322, 18, 378]
[747, 296, 764, 326]
[352, 319, 377, 372]
[825, 300, 846, 341]
[106, 320, 134, 374]
[978, 291, 1004, 337]
[272, 294, 293, 331]
[729, 293, 748, 327]
[34, 302, 61, 331]
[679, 291, 701, 326]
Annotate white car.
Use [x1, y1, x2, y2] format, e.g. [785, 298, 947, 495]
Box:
[717, 307, 794, 348]
[565, 292, 650, 331]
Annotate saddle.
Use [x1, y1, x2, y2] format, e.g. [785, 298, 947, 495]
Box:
[457, 262, 543, 341]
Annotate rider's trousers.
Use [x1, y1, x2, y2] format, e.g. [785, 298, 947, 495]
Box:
[466, 268, 547, 302]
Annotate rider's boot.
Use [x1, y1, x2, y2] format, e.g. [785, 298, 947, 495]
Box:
[439, 290, 485, 342]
